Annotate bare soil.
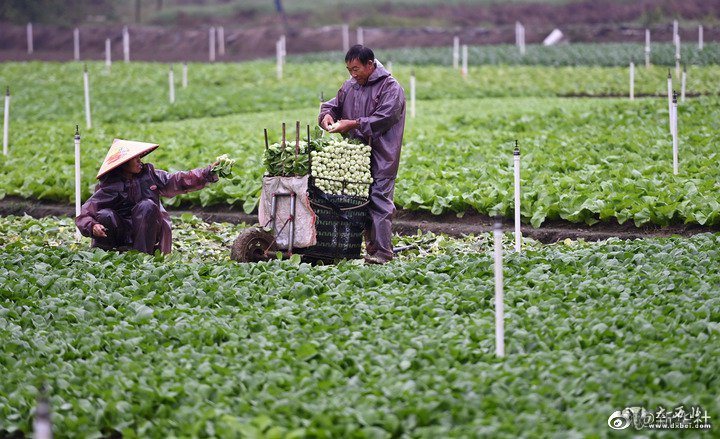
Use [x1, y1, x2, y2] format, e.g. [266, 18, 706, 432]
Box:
[2, 196, 717, 244]
[0, 0, 717, 62]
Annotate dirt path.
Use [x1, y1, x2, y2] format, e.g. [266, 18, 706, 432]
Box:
[2, 196, 716, 244]
[0, 0, 717, 63]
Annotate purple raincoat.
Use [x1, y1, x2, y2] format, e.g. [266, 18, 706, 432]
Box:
[75, 163, 218, 254]
[319, 61, 406, 179]
[319, 60, 406, 261]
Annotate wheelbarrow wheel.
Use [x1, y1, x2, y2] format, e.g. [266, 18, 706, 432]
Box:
[231, 228, 277, 262]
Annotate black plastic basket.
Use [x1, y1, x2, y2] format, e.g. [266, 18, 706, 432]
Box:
[302, 187, 369, 263]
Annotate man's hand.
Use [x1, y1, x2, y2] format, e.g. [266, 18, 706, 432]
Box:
[327, 119, 360, 133]
[321, 114, 335, 131]
[92, 223, 107, 238]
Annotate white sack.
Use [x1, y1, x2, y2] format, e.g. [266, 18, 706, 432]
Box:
[258, 175, 317, 249]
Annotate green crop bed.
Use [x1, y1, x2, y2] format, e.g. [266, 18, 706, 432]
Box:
[1, 215, 718, 437]
[0, 61, 719, 228]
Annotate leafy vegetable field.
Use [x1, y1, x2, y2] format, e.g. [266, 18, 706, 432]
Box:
[293, 43, 720, 68]
[0, 60, 719, 226]
[1, 215, 718, 437]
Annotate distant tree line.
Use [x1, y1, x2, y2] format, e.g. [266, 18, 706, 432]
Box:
[0, 0, 118, 26]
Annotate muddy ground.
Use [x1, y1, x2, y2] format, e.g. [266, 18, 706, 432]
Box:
[2, 196, 717, 244]
[0, 0, 717, 62]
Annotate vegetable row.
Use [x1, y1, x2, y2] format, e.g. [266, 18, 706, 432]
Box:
[1, 214, 719, 437]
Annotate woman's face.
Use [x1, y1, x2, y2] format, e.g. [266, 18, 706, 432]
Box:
[121, 156, 143, 175]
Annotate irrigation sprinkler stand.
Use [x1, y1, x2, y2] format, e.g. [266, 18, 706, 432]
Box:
[3, 87, 9, 156]
[513, 141, 521, 252]
[672, 91, 678, 175]
[83, 64, 92, 129]
[681, 66, 686, 103]
[675, 34, 681, 78]
[209, 26, 216, 62]
[123, 26, 130, 62]
[33, 384, 52, 439]
[73, 28, 80, 61]
[182, 62, 188, 88]
[74, 126, 82, 240]
[462, 44, 467, 78]
[410, 71, 416, 118]
[667, 70, 672, 134]
[105, 38, 111, 70]
[452, 36, 459, 70]
[493, 218, 505, 357]
[168, 65, 175, 104]
[27, 23, 34, 55]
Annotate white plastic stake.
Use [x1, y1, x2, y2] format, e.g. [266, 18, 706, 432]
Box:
[516, 22, 526, 55]
[74, 126, 82, 240]
[217, 25, 225, 56]
[675, 34, 681, 78]
[672, 91, 678, 175]
[27, 23, 33, 55]
[3, 87, 9, 156]
[73, 28, 80, 61]
[105, 38, 111, 68]
[280, 34, 286, 64]
[357, 27, 364, 46]
[629, 62, 635, 100]
[452, 36, 459, 69]
[699, 25, 704, 50]
[493, 219, 505, 357]
[461, 44, 468, 78]
[644, 29, 651, 68]
[410, 72, 416, 119]
[209, 26, 216, 62]
[122, 26, 130, 62]
[168, 65, 175, 104]
[513, 142, 521, 252]
[667, 70, 673, 134]
[276, 39, 283, 80]
[83, 65, 92, 129]
[681, 66, 686, 103]
[342, 24, 349, 53]
[182, 62, 188, 88]
[33, 386, 52, 439]
[673, 20, 678, 43]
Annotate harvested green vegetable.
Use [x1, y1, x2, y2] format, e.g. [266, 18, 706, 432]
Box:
[311, 136, 372, 197]
[212, 154, 236, 178]
[264, 141, 309, 177]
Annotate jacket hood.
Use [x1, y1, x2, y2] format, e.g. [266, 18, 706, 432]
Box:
[350, 60, 391, 87]
[366, 60, 391, 85]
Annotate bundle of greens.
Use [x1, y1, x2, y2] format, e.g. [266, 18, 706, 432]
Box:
[264, 141, 309, 177]
[212, 154, 236, 178]
[310, 137, 372, 197]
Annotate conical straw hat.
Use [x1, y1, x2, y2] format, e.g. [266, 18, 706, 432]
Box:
[96, 139, 159, 179]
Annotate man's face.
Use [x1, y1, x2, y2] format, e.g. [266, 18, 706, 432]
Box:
[346, 59, 375, 85]
[122, 156, 143, 175]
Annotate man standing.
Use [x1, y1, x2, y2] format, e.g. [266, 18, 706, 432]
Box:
[319, 45, 406, 264]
